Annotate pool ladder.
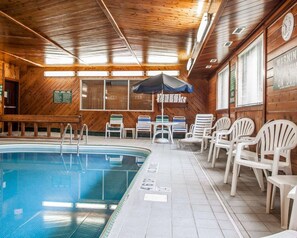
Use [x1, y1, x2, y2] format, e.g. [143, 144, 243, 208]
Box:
[60, 123, 73, 155]
[60, 123, 89, 156]
[77, 124, 88, 155]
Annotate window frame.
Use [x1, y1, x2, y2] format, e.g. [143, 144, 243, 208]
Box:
[216, 65, 229, 110]
[79, 79, 154, 112]
[236, 34, 264, 108]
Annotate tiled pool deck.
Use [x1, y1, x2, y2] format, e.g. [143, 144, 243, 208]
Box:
[0, 135, 285, 238]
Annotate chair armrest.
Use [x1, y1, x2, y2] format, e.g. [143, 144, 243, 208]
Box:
[203, 127, 212, 137]
[185, 132, 193, 138]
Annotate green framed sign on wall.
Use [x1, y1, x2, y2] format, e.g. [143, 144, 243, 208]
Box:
[53, 90, 72, 103]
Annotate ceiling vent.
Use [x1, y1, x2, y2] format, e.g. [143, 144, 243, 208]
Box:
[232, 27, 246, 35]
[223, 41, 233, 47]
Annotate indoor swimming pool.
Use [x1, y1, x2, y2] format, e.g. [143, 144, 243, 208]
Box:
[0, 144, 150, 238]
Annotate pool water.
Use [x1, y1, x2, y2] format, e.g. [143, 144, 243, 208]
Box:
[0, 151, 146, 238]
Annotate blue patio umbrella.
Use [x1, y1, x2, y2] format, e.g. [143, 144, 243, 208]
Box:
[132, 73, 193, 142]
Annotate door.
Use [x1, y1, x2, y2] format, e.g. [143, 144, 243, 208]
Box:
[4, 80, 19, 131]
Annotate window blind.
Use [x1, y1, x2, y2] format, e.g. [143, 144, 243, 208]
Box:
[217, 65, 229, 110]
[237, 35, 263, 107]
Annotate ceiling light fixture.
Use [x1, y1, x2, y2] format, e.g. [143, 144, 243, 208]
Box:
[223, 41, 233, 47]
[232, 26, 246, 35]
[206, 65, 212, 68]
[197, 13, 211, 43]
[210, 58, 217, 63]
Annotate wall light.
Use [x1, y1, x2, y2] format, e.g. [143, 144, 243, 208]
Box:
[197, 13, 211, 43]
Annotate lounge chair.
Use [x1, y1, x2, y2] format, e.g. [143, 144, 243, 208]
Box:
[172, 116, 188, 138]
[105, 114, 124, 138]
[178, 114, 214, 152]
[135, 115, 152, 139]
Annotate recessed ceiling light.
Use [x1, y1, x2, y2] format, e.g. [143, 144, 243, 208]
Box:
[206, 65, 212, 68]
[223, 41, 233, 47]
[232, 26, 246, 35]
[210, 58, 217, 63]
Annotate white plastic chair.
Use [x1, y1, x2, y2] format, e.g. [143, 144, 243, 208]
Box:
[212, 118, 255, 184]
[172, 116, 188, 137]
[266, 175, 297, 229]
[230, 120, 297, 196]
[178, 114, 214, 152]
[263, 186, 297, 238]
[105, 114, 124, 138]
[135, 115, 152, 139]
[206, 117, 231, 162]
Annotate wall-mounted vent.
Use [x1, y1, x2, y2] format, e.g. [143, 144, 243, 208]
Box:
[223, 41, 233, 47]
[232, 27, 246, 35]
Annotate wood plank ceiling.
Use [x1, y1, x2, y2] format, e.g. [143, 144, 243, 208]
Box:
[0, 0, 284, 79]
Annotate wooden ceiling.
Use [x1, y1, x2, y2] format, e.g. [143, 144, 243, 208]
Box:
[0, 0, 285, 79]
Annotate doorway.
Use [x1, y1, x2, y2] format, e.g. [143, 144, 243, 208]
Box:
[4, 80, 19, 131]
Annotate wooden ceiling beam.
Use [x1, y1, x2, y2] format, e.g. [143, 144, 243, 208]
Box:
[95, 0, 142, 67]
[0, 50, 43, 67]
[0, 10, 86, 66]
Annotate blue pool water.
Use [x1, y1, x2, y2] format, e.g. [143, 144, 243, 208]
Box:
[0, 146, 148, 238]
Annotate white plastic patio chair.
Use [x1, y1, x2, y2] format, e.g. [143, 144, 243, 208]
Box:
[263, 186, 297, 238]
[105, 114, 124, 138]
[178, 114, 214, 152]
[206, 117, 231, 162]
[135, 115, 152, 139]
[230, 120, 297, 196]
[211, 118, 255, 184]
[172, 116, 188, 137]
[266, 175, 297, 229]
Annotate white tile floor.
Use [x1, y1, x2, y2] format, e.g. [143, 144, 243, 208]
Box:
[0, 134, 286, 238]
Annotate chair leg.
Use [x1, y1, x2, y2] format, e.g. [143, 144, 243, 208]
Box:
[207, 141, 214, 162]
[224, 149, 233, 184]
[211, 146, 217, 168]
[252, 168, 265, 191]
[280, 185, 292, 229]
[270, 185, 277, 210]
[266, 181, 273, 213]
[230, 162, 240, 196]
[200, 141, 204, 153]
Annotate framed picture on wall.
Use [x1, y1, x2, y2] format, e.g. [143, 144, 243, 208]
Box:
[230, 63, 236, 104]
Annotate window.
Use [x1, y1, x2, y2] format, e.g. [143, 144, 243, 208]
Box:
[129, 81, 152, 110]
[216, 65, 229, 110]
[80, 79, 153, 111]
[237, 35, 264, 107]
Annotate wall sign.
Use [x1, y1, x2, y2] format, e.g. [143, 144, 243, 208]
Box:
[53, 90, 72, 103]
[229, 64, 236, 103]
[273, 46, 297, 90]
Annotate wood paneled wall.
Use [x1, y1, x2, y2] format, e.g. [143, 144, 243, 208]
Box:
[20, 67, 208, 132]
[208, 2, 297, 173]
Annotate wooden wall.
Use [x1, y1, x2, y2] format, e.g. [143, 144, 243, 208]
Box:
[20, 67, 208, 132]
[208, 2, 297, 173]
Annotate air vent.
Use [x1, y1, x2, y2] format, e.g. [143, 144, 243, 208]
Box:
[223, 41, 233, 47]
[232, 27, 246, 35]
[205, 65, 212, 69]
[210, 58, 217, 63]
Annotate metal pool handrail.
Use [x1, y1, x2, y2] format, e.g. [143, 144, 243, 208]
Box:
[77, 124, 88, 155]
[60, 123, 73, 155]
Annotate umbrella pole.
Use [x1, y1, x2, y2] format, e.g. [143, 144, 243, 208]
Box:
[161, 90, 164, 139]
